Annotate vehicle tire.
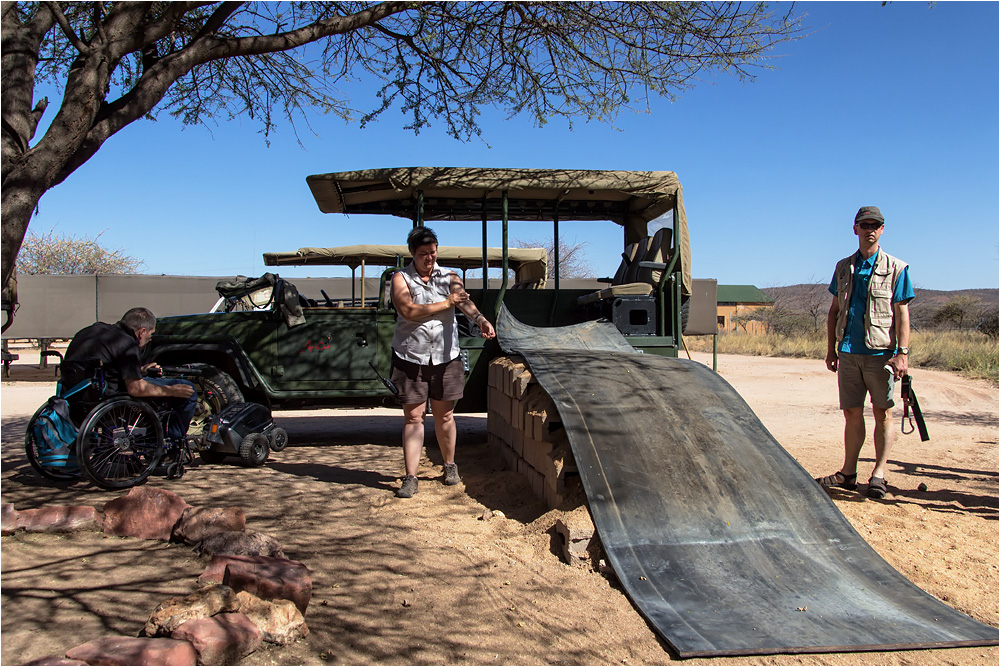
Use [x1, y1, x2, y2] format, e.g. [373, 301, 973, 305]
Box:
[24, 403, 83, 482]
[199, 450, 227, 464]
[186, 363, 244, 439]
[239, 432, 269, 467]
[268, 427, 288, 452]
[76, 398, 164, 490]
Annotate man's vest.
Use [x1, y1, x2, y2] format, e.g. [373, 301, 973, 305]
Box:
[834, 250, 908, 351]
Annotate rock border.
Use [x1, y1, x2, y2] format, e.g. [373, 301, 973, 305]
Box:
[3, 486, 311, 666]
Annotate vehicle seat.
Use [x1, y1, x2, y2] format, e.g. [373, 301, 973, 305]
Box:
[577, 228, 672, 305]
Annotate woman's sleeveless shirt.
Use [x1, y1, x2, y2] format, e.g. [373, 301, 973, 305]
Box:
[391, 262, 460, 365]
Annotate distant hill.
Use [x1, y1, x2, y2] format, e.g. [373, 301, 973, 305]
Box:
[762, 284, 999, 329]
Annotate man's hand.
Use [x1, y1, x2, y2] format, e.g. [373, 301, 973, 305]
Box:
[172, 383, 196, 399]
[887, 354, 909, 380]
[825, 350, 838, 373]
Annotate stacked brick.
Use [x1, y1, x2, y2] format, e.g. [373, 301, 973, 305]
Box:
[487, 355, 581, 509]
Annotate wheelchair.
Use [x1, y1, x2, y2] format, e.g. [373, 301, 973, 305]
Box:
[24, 355, 207, 490]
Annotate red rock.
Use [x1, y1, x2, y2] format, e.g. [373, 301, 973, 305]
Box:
[64, 636, 196, 666]
[103, 487, 190, 541]
[172, 506, 246, 545]
[172, 612, 262, 665]
[16, 506, 103, 533]
[2, 503, 17, 535]
[23, 657, 88, 665]
[224, 561, 312, 614]
[199, 554, 312, 613]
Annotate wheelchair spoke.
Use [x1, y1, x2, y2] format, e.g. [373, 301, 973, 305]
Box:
[78, 400, 163, 489]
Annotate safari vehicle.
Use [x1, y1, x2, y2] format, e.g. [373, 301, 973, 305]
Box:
[146, 168, 691, 414]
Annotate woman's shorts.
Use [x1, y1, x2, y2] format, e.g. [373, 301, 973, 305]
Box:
[837, 352, 895, 410]
[391, 354, 465, 405]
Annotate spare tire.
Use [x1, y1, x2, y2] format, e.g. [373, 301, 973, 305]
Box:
[185, 363, 244, 438]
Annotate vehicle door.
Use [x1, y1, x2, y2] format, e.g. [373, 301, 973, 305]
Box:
[272, 305, 381, 389]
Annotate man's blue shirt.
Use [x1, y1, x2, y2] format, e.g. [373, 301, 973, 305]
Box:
[828, 249, 914, 355]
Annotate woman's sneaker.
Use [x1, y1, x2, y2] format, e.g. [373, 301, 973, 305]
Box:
[443, 463, 462, 486]
[396, 475, 418, 498]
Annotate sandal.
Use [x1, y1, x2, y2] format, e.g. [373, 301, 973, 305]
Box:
[815, 470, 858, 490]
[867, 476, 888, 499]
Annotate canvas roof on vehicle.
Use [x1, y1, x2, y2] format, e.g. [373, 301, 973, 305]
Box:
[305, 167, 691, 294]
[263, 245, 548, 287]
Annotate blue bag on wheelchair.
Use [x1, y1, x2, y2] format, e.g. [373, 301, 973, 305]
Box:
[31, 396, 80, 470]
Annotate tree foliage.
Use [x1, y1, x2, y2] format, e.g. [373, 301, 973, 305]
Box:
[977, 312, 998, 339]
[15, 228, 143, 274]
[2, 1, 803, 288]
[931, 295, 985, 331]
[514, 236, 596, 280]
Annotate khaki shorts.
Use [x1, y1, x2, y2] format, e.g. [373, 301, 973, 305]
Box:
[837, 352, 895, 410]
[391, 354, 465, 405]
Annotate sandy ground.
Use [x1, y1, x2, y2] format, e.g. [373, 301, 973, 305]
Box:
[1, 351, 997, 666]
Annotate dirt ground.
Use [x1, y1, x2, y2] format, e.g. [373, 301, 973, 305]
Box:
[1, 350, 997, 666]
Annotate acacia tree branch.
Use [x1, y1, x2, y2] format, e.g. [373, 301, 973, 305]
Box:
[208, 1, 415, 57]
[137, 1, 211, 48]
[2, 2, 56, 172]
[192, 1, 242, 41]
[49, 1, 415, 185]
[42, 0, 88, 52]
[92, 1, 106, 42]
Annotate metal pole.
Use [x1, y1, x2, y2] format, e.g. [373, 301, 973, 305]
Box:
[361, 259, 366, 306]
[713, 333, 719, 372]
[553, 213, 560, 292]
[482, 195, 488, 304]
[415, 190, 424, 228]
[496, 191, 509, 317]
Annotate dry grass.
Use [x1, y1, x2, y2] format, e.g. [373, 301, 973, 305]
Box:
[685, 329, 998, 384]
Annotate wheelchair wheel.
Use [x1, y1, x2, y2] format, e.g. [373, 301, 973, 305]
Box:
[24, 403, 83, 482]
[76, 398, 164, 490]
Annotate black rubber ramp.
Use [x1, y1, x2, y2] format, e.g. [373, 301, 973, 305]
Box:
[497, 308, 998, 657]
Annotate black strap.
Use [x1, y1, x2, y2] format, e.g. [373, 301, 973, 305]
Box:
[900, 374, 929, 441]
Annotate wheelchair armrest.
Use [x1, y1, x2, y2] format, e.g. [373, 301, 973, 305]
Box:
[596, 277, 614, 284]
[637, 261, 667, 270]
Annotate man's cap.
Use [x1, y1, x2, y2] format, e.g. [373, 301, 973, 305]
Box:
[854, 206, 884, 224]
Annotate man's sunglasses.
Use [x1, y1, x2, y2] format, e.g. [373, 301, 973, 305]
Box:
[857, 221, 883, 231]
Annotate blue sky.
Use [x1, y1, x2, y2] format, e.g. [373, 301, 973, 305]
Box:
[26, 1, 1000, 291]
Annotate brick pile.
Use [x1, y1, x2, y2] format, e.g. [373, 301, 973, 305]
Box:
[487, 355, 582, 509]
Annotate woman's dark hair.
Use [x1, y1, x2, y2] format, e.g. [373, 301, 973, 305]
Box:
[407, 226, 438, 254]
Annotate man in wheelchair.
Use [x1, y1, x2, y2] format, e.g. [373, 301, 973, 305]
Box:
[62, 307, 197, 439]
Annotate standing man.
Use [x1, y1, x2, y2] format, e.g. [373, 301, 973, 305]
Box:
[819, 206, 914, 499]
[390, 227, 497, 498]
[62, 307, 197, 438]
